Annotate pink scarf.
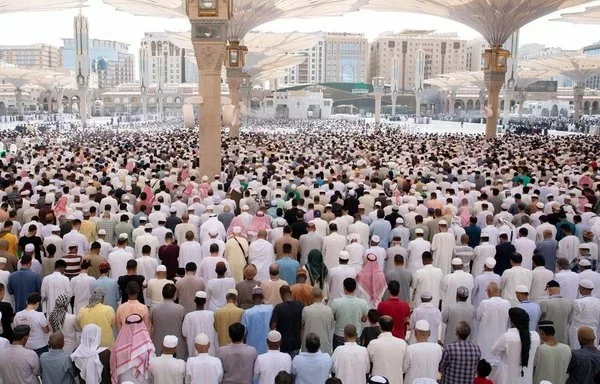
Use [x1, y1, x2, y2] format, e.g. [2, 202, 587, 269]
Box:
[53, 196, 68, 219]
[356, 254, 387, 307]
[183, 183, 195, 197]
[110, 316, 155, 384]
[458, 206, 471, 227]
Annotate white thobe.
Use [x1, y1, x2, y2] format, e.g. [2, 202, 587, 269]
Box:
[471, 272, 501, 307]
[137, 256, 159, 283]
[152, 227, 172, 246]
[554, 270, 580, 301]
[345, 242, 365, 271]
[367, 332, 408, 384]
[322, 233, 347, 269]
[410, 303, 441, 343]
[411, 265, 443, 307]
[70, 272, 95, 314]
[185, 354, 223, 384]
[179, 241, 203, 269]
[43, 235, 64, 259]
[331, 342, 369, 384]
[198, 256, 230, 282]
[182, 310, 219, 357]
[135, 233, 160, 259]
[557, 235, 580, 262]
[310, 218, 329, 238]
[440, 270, 474, 306]
[97, 239, 113, 259]
[406, 238, 431, 273]
[475, 296, 511, 360]
[326, 265, 357, 303]
[431, 232, 455, 275]
[148, 354, 186, 384]
[248, 239, 276, 282]
[491, 329, 541, 384]
[568, 295, 600, 349]
[472, 243, 496, 277]
[513, 237, 536, 269]
[579, 270, 600, 299]
[348, 221, 370, 248]
[481, 225, 500, 246]
[403, 342, 443, 384]
[501, 266, 533, 306]
[63, 230, 89, 256]
[199, 218, 227, 243]
[364, 246, 387, 272]
[0, 270, 12, 306]
[254, 350, 292, 384]
[201, 239, 225, 259]
[40, 271, 73, 314]
[107, 249, 134, 279]
[206, 277, 236, 311]
[530, 266, 554, 300]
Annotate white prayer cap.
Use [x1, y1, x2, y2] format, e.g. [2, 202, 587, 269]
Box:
[195, 291, 207, 299]
[66, 214, 75, 220]
[169, 207, 177, 213]
[163, 335, 178, 348]
[501, 203, 509, 209]
[45, 196, 53, 204]
[0, 257, 6, 264]
[24, 243, 35, 253]
[451, 258, 463, 266]
[51, 225, 60, 232]
[438, 220, 448, 226]
[139, 216, 147, 222]
[339, 251, 350, 261]
[202, 175, 209, 182]
[232, 226, 242, 234]
[195, 333, 210, 345]
[395, 218, 404, 224]
[536, 202, 544, 209]
[580, 279, 595, 290]
[415, 228, 424, 234]
[97, 229, 107, 235]
[267, 330, 282, 342]
[579, 259, 592, 267]
[374, 202, 382, 207]
[515, 285, 529, 294]
[415, 319, 430, 331]
[207, 205, 214, 210]
[241, 205, 249, 211]
[119, 233, 129, 240]
[227, 288, 238, 296]
[19, 190, 30, 196]
[358, 204, 365, 209]
[485, 257, 496, 268]
[144, 223, 154, 230]
[156, 265, 167, 272]
[126, 186, 132, 191]
[420, 291, 432, 300]
[371, 235, 380, 243]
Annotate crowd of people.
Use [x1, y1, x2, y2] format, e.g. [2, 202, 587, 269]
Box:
[0, 120, 599, 384]
[506, 116, 600, 134]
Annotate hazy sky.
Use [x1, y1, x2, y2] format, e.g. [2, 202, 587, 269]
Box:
[1, 0, 600, 59]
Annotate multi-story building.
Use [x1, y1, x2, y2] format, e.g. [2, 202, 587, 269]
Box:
[278, 32, 368, 86]
[583, 42, 600, 90]
[62, 38, 134, 89]
[369, 30, 467, 93]
[0, 44, 62, 69]
[466, 39, 486, 71]
[139, 33, 199, 87]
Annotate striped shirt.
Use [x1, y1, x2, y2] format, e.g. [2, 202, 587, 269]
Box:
[61, 253, 82, 279]
[567, 346, 600, 384]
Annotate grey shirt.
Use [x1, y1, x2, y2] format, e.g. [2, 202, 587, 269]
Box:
[40, 349, 75, 384]
[0, 344, 40, 384]
[302, 302, 335, 354]
[150, 300, 186, 358]
[538, 295, 574, 344]
[218, 343, 258, 384]
[441, 301, 476, 345]
[298, 232, 323, 266]
[385, 268, 412, 302]
[534, 240, 559, 272]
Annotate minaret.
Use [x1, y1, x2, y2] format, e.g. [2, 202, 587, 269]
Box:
[74, 10, 90, 126]
[391, 57, 399, 115]
[414, 49, 425, 117]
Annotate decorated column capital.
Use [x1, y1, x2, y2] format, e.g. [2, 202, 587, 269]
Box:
[194, 42, 226, 72]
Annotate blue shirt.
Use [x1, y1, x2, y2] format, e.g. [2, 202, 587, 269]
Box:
[519, 300, 541, 331]
[8, 268, 41, 312]
[91, 276, 120, 311]
[292, 351, 332, 384]
[242, 304, 274, 355]
[370, 219, 392, 248]
[40, 349, 75, 384]
[276, 257, 300, 286]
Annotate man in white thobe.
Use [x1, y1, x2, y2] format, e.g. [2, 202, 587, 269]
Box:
[347, 215, 370, 248]
[554, 257, 581, 301]
[331, 324, 369, 384]
[557, 227, 580, 263]
[185, 333, 223, 384]
[500, 252, 533, 306]
[530, 254, 554, 300]
[248, 230, 276, 282]
[135, 224, 160, 259]
[149, 335, 186, 384]
[431, 220, 455, 275]
[364, 235, 387, 272]
[345, 235, 366, 272]
[471, 258, 502, 307]
[322, 224, 347, 269]
[326, 252, 357, 303]
[107, 237, 134, 279]
[513, 228, 536, 269]
[201, 232, 225, 259]
[474, 282, 510, 361]
[199, 215, 227, 244]
[406, 229, 431, 273]
[253, 331, 292, 384]
[578, 258, 600, 299]
[440, 258, 475, 306]
[403, 319, 443, 384]
[367, 315, 408, 384]
[70, 260, 95, 314]
[410, 292, 442, 344]
[179, 236, 203, 269]
[411, 252, 443, 308]
[181, 292, 219, 357]
[472, 235, 496, 277]
[40, 261, 73, 314]
[568, 279, 600, 349]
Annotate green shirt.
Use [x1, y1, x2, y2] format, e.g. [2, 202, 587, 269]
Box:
[331, 295, 369, 337]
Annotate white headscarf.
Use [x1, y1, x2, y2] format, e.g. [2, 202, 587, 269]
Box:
[70, 324, 106, 384]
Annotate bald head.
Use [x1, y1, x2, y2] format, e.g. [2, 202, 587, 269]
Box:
[578, 326, 596, 346]
[486, 282, 500, 297]
[257, 230, 267, 239]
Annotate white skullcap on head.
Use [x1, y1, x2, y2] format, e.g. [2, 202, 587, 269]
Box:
[25, 244, 35, 252]
[97, 229, 106, 235]
[119, 233, 129, 239]
[156, 265, 167, 272]
[451, 258, 463, 266]
[0, 257, 6, 264]
[415, 319, 430, 331]
[415, 228, 424, 234]
[227, 288, 238, 296]
[195, 291, 207, 299]
[485, 257, 496, 268]
[580, 279, 595, 290]
[241, 205, 249, 211]
[195, 333, 210, 345]
[339, 251, 350, 260]
[267, 330, 282, 342]
[233, 226, 242, 234]
[438, 220, 448, 226]
[515, 285, 529, 294]
[163, 335, 178, 348]
[371, 235, 380, 243]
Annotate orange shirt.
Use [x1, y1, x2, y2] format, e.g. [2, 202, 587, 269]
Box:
[116, 300, 151, 331]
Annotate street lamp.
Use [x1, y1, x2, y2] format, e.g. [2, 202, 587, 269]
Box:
[372, 77, 384, 126]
